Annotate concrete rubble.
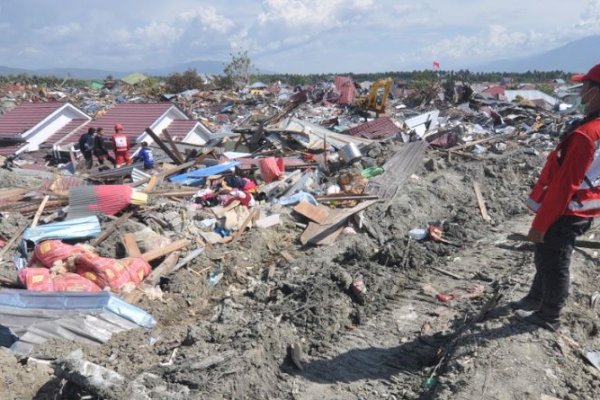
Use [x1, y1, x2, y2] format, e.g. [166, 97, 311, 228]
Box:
[0, 74, 598, 399]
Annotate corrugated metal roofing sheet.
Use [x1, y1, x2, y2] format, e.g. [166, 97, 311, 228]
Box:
[0, 289, 155, 354]
[61, 103, 175, 144]
[343, 117, 399, 139]
[164, 119, 198, 139]
[0, 102, 64, 137]
[0, 144, 24, 156]
[335, 76, 356, 105]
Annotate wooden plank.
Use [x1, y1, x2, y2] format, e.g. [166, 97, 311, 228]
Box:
[280, 250, 295, 263]
[142, 252, 180, 286]
[142, 176, 159, 194]
[0, 226, 26, 260]
[300, 200, 377, 245]
[141, 239, 190, 262]
[145, 127, 183, 165]
[301, 222, 344, 246]
[123, 252, 180, 303]
[472, 181, 492, 222]
[91, 212, 132, 247]
[30, 195, 50, 227]
[293, 201, 329, 224]
[122, 233, 142, 257]
[162, 129, 186, 164]
[316, 195, 379, 202]
[152, 190, 200, 197]
[0, 188, 28, 199]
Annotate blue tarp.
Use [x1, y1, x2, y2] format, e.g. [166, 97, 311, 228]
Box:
[169, 161, 239, 186]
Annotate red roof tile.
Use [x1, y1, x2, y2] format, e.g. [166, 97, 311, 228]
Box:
[335, 76, 356, 105]
[481, 86, 505, 96]
[344, 117, 399, 139]
[163, 120, 198, 139]
[0, 144, 25, 156]
[61, 103, 175, 144]
[43, 119, 91, 145]
[0, 102, 64, 137]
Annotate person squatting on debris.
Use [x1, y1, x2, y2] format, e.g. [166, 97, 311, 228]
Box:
[78, 127, 95, 169]
[133, 141, 154, 170]
[93, 127, 116, 168]
[513, 62, 600, 331]
[112, 123, 131, 168]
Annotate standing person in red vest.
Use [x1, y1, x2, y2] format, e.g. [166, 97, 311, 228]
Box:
[513, 62, 600, 331]
[112, 123, 131, 168]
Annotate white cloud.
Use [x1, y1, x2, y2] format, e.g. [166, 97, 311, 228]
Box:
[568, 0, 600, 36]
[39, 22, 81, 38]
[423, 24, 546, 64]
[134, 22, 182, 45]
[257, 0, 374, 27]
[178, 7, 235, 33]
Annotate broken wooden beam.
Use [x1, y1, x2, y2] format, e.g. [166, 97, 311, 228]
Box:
[91, 212, 132, 247]
[315, 195, 380, 202]
[472, 181, 492, 222]
[122, 233, 142, 257]
[300, 199, 378, 245]
[162, 129, 186, 164]
[293, 201, 329, 224]
[141, 176, 159, 194]
[144, 127, 183, 165]
[141, 239, 190, 262]
[31, 195, 50, 227]
[0, 226, 26, 260]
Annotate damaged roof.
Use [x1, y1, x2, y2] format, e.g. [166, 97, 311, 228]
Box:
[0, 102, 64, 136]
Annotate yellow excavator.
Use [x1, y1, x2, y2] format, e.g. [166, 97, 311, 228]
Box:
[355, 78, 393, 115]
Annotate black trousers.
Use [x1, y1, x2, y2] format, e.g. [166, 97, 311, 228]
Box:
[527, 215, 592, 320]
[82, 151, 93, 169]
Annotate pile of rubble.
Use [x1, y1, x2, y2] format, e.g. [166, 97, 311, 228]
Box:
[0, 75, 598, 400]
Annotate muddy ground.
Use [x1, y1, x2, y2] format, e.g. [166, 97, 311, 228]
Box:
[1, 137, 600, 400]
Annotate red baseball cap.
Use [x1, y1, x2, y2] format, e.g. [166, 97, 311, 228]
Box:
[572, 63, 600, 84]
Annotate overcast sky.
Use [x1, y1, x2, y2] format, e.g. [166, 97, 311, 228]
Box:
[1, 0, 599, 73]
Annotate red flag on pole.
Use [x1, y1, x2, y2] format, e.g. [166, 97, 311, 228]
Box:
[432, 60, 440, 71]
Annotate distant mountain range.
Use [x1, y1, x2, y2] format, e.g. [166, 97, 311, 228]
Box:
[471, 35, 600, 73]
[0, 60, 226, 80]
[1, 35, 600, 79]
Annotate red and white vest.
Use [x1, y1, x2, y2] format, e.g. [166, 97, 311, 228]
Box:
[113, 133, 128, 152]
[526, 118, 600, 214]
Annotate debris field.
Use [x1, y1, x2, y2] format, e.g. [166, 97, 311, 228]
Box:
[0, 75, 598, 400]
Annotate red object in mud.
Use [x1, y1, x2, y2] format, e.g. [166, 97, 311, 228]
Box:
[428, 225, 445, 242]
[258, 157, 285, 183]
[436, 293, 455, 302]
[351, 275, 367, 298]
[0, 239, 6, 248]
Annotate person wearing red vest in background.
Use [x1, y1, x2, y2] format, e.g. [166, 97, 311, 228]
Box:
[112, 123, 131, 168]
[512, 62, 600, 331]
